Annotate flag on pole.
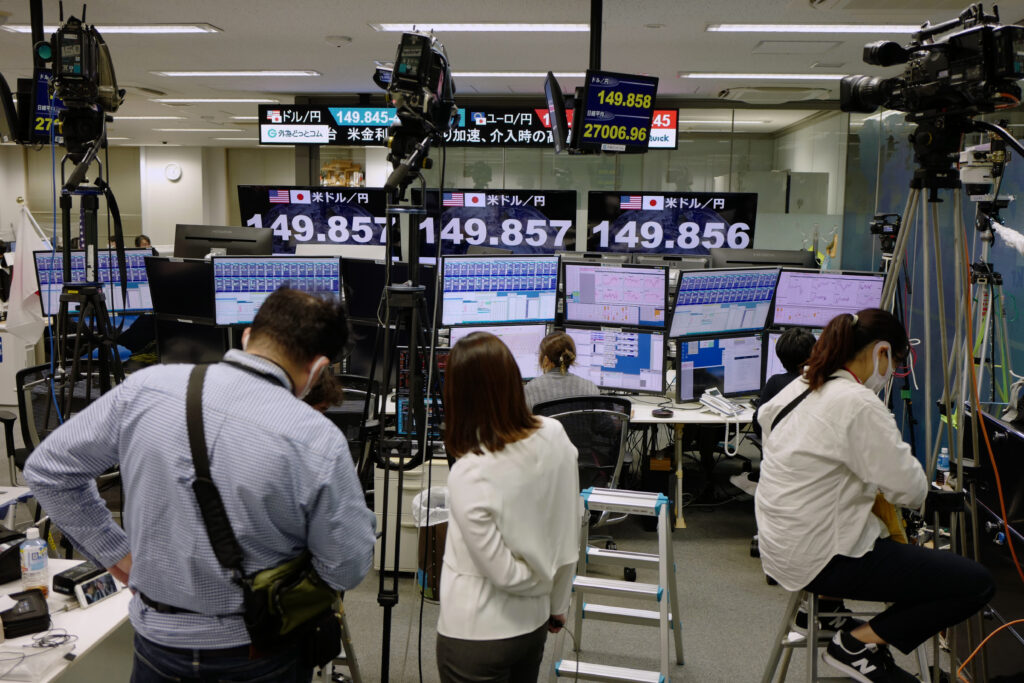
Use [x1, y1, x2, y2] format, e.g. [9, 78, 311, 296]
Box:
[6, 208, 51, 344]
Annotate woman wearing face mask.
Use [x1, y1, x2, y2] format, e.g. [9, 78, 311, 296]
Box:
[755, 308, 994, 683]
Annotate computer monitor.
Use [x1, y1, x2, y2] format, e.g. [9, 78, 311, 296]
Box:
[34, 248, 154, 316]
[341, 258, 437, 322]
[145, 256, 216, 322]
[677, 333, 763, 402]
[565, 327, 665, 393]
[174, 224, 273, 259]
[212, 255, 342, 326]
[441, 255, 558, 326]
[563, 262, 668, 329]
[449, 324, 548, 380]
[669, 268, 779, 338]
[771, 270, 884, 328]
[763, 329, 821, 385]
[709, 248, 816, 269]
[545, 72, 570, 154]
[155, 318, 231, 364]
[633, 254, 709, 271]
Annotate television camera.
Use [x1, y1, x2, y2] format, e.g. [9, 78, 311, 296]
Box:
[870, 213, 901, 255]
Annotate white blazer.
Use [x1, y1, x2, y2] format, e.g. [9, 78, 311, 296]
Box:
[438, 416, 581, 640]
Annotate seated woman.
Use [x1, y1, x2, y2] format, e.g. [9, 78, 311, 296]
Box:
[755, 308, 994, 682]
[437, 332, 581, 683]
[752, 327, 817, 438]
[523, 331, 599, 411]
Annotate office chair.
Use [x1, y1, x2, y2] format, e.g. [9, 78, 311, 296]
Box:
[532, 395, 633, 532]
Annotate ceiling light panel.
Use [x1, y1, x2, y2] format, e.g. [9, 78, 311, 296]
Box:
[706, 23, 919, 33]
[679, 73, 844, 80]
[152, 70, 320, 77]
[371, 23, 588, 32]
[153, 128, 245, 132]
[2, 23, 221, 34]
[152, 98, 280, 104]
[455, 72, 585, 78]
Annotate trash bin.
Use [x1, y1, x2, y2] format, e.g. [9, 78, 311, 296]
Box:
[412, 487, 448, 602]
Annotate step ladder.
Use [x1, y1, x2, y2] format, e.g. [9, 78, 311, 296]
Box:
[314, 602, 362, 683]
[553, 488, 683, 682]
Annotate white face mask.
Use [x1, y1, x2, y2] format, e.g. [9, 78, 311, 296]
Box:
[863, 341, 893, 394]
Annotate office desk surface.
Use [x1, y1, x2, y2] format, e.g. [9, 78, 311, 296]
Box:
[629, 398, 754, 425]
[0, 559, 130, 683]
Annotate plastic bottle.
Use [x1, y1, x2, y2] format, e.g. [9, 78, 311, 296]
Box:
[19, 528, 48, 597]
[936, 447, 950, 486]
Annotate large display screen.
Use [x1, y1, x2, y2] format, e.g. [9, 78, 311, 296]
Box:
[441, 255, 558, 326]
[213, 256, 341, 325]
[577, 70, 658, 152]
[677, 334, 763, 401]
[772, 270, 883, 328]
[414, 189, 576, 255]
[670, 268, 779, 338]
[565, 327, 665, 393]
[586, 191, 758, 256]
[449, 324, 547, 380]
[145, 257, 216, 321]
[34, 248, 153, 316]
[764, 330, 821, 384]
[563, 263, 667, 329]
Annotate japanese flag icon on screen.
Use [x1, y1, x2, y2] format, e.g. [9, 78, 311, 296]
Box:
[643, 195, 664, 211]
[290, 190, 311, 204]
[465, 192, 485, 207]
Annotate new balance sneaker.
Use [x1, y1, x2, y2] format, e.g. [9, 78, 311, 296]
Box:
[823, 630, 920, 682]
[793, 599, 865, 636]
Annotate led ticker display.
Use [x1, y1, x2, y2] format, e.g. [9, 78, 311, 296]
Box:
[578, 70, 659, 152]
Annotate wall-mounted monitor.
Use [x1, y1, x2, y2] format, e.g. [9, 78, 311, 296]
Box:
[669, 268, 779, 338]
[586, 191, 758, 256]
[441, 255, 558, 326]
[709, 247, 816, 269]
[771, 270, 883, 328]
[563, 262, 668, 329]
[575, 70, 658, 153]
[544, 72, 570, 155]
[677, 333, 763, 402]
[449, 324, 548, 380]
[174, 224, 273, 259]
[564, 327, 665, 394]
[212, 255, 342, 326]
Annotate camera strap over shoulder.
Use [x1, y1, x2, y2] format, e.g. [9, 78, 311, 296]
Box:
[186, 364, 247, 577]
[770, 376, 837, 431]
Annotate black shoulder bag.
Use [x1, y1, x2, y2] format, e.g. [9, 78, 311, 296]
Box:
[186, 364, 341, 666]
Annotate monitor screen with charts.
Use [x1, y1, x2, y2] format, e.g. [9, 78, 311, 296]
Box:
[763, 330, 821, 384]
[669, 268, 778, 338]
[34, 248, 154, 316]
[677, 334, 763, 402]
[213, 256, 342, 325]
[565, 327, 665, 393]
[563, 263, 668, 329]
[449, 324, 547, 380]
[441, 255, 558, 326]
[771, 270, 883, 328]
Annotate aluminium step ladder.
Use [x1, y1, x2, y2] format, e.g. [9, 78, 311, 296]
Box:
[554, 488, 684, 682]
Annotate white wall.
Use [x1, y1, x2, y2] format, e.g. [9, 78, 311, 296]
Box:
[774, 112, 849, 215]
[0, 146, 26, 243]
[140, 147, 205, 245]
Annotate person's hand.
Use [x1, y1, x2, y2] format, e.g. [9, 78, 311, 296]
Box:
[547, 614, 566, 633]
[107, 553, 132, 586]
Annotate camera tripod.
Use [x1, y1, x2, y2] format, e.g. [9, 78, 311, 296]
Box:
[879, 114, 1024, 682]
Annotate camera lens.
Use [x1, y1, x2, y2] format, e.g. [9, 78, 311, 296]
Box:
[863, 41, 910, 67]
[840, 75, 896, 114]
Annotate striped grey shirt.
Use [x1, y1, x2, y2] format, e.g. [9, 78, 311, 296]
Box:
[25, 350, 376, 649]
[523, 369, 601, 411]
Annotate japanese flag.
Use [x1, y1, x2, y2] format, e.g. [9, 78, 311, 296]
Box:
[643, 195, 665, 211]
[465, 192, 486, 208]
[290, 189, 311, 204]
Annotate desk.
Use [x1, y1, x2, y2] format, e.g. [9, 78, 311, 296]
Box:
[0, 559, 130, 683]
[629, 399, 754, 529]
[0, 488, 33, 529]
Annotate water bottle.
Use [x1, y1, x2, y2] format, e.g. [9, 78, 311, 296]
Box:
[20, 528, 48, 597]
[936, 447, 950, 486]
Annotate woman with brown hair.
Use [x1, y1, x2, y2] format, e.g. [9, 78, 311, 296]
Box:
[523, 331, 599, 410]
[755, 308, 994, 682]
[436, 332, 581, 683]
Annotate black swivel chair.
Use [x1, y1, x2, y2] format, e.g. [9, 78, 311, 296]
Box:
[532, 395, 633, 538]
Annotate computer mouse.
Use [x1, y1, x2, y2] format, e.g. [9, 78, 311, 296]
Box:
[652, 408, 674, 418]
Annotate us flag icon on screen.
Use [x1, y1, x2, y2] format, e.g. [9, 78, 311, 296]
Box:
[290, 190, 311, 204]
[442, 192, 464, 207]
[269, 189, 290, 204]
[620, 195, 642, 210]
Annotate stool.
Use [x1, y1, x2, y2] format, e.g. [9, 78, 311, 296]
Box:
[761, 591, 931, 683]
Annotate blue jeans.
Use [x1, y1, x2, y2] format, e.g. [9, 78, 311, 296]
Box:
[131, 634, 313, 683]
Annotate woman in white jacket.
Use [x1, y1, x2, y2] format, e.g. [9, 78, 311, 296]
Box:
[437, 331, 581, 683]
[756, 308, 994, 683]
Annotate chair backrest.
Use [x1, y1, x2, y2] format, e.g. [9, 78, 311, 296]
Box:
[15, 364, 62, 451]
[533, 395, 631, 491]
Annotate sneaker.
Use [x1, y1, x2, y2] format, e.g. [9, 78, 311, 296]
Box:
[794, 599, 866, 636]
[823, 630, 920, 682]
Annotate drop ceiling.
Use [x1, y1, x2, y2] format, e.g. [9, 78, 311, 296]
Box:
[1, 0, 1023, 146]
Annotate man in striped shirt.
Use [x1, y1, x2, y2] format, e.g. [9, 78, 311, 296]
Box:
[26, 287, 375, 682]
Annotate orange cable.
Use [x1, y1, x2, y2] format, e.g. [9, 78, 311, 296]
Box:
[956, 619, 1024, 682]
[960, 224, 1024, 587]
